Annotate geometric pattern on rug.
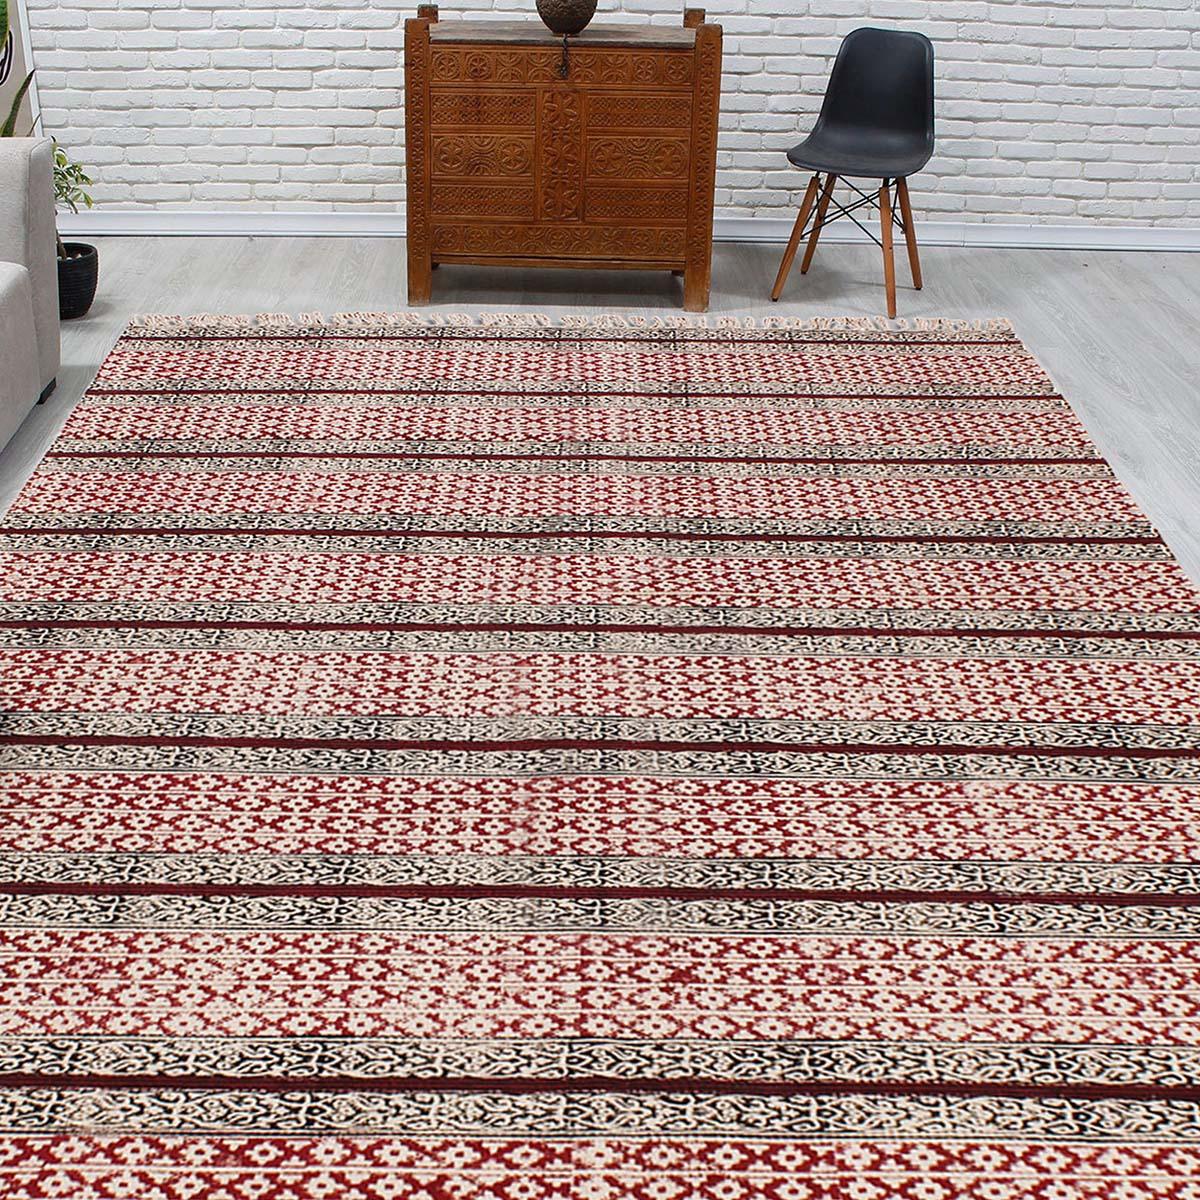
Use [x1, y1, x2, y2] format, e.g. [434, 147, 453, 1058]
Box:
[1, 314, 1198, 1198]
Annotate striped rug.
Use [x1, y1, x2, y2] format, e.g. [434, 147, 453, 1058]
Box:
[1, 314, 1199, 1198]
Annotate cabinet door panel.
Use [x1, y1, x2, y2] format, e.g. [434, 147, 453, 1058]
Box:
[430, 45, 693, 88]
[538, 89, 585, 222]
[570, 49, 693, 87]
[586, 184, 690, 224]
[431, 223, 687, 262]
[431, 133, 535, 178]
[586, 135, 691, 180]
[587, 92, 693, 131]
[430, 47, 559, 84]
[432, 182, 536, 220]
[430, 90, 536, 128]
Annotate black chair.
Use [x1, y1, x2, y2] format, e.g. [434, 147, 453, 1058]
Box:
[771, 27, 935, 318]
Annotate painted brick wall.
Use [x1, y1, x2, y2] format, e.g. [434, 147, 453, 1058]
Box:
[24, 0, 1200, 226]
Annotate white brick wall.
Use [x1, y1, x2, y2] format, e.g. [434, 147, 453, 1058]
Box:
[25, 0, 1200, 227]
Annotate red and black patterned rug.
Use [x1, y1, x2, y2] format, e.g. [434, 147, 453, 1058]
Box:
[1, 314, 1199, 1198]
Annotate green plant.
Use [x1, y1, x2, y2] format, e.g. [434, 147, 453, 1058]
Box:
[1, 0, 36, 138]
[53, 141, 92, 213]
[53, 142, 92, 258]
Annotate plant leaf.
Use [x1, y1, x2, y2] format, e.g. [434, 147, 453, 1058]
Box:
[1, 1, 9, 43]
[1, 67, 34, 138]
[50, 140, 96, 214]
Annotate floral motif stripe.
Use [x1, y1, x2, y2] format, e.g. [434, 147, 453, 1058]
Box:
[4, 853, 1200, 897]
[4, 1036, 1200, 1088]
[1, 1088, 1198, 1140]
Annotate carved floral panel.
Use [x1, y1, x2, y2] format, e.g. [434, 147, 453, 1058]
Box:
[587, 137, 691, 180]
[431, 134, 535, 177]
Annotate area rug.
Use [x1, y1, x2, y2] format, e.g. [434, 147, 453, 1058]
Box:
[1, 313, 1198, 1199]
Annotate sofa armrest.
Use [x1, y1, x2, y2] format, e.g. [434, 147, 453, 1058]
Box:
[0, 262, 42, 449]
[0, 137, 60, 392]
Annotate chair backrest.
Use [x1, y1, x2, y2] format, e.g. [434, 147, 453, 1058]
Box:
[814, 27, 934, 147]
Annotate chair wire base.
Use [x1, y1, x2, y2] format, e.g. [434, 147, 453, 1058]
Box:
[794, 176, 906, 250]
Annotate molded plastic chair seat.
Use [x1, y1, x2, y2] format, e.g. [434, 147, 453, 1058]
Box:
[786, 126, 931, 181]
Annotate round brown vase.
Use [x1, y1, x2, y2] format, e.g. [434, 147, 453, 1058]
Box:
[536, 0, 597, 35]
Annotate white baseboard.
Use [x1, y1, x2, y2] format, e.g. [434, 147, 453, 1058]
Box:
[57, 210, 411, 240]
[714, 215, 1200, 252]
[56, 208, 1200, 252]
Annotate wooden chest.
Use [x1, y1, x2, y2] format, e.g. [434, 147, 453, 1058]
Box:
[404, 7, 722, 311]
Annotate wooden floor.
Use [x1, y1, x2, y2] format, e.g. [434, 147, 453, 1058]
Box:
[3, 235, 1198, 579]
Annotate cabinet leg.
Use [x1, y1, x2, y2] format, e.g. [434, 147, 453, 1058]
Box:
[407, 257, 432, 305]
[683, 265, 710, 312]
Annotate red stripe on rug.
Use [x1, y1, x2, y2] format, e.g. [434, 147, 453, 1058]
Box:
[84, 387, 1067, 400]
[1, 527, 1157, 546]
[0, 1072, 1196, 1102]
[2, 880, 1197, 906]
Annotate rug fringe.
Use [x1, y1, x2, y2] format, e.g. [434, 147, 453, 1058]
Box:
[126, 312, 1015, 335]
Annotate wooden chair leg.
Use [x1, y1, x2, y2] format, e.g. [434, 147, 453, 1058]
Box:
[801, 173, 837, 274]
[879, 180, 897, 319]
[896, 177, 922, 289]
[770, 174, 820, 301]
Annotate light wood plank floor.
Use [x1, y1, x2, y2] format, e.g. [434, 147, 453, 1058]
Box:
[3, 235, 1198, 579]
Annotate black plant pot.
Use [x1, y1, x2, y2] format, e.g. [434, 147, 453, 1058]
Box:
[58, 242, 99, 320]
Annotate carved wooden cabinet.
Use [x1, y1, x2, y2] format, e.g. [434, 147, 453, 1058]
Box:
[405, 6, 722, 311]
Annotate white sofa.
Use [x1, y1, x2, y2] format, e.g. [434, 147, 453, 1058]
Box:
[0, 137, 59, 449]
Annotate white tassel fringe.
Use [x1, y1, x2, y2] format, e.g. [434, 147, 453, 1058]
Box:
[126, 311, 1015, 336]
